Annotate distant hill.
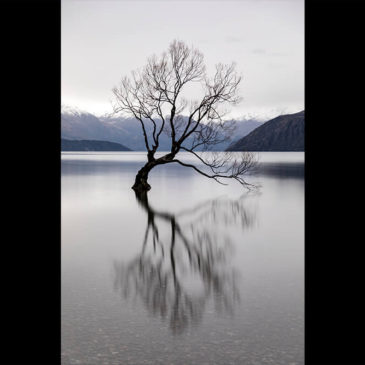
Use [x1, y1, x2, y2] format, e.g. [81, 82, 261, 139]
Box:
[61, 106, 262, 151]
[61, 108, 134, 148]
[226, 110, 304, 151]
[61, 138, 131, 151]
[230, 119, 263, 145]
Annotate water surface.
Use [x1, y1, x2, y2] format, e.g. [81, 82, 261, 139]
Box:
[62, 152, 304, 365]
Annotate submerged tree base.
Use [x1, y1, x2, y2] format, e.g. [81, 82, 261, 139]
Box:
[132, 163, 153, 193]
[131, 181, 151, 193]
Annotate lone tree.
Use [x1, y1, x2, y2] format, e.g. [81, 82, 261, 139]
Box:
[112, 40, 256, 193]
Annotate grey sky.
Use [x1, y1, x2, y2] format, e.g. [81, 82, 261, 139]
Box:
[62, 0, 304, 119]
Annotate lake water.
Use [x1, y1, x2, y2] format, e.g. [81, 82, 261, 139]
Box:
[61, 152, 304, 365]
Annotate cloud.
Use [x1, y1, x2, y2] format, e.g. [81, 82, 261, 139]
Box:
[225, 36, 243, 43]
[252, 48, 266, 55]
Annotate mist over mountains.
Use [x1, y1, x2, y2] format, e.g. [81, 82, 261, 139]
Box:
[61, 106, 263, 151]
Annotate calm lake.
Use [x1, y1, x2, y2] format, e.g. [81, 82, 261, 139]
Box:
[61, 151, 304, 365]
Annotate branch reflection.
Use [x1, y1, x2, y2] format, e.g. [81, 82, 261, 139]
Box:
[113, 192, 258, 334]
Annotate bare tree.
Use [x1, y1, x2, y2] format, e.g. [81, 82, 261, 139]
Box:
[112, 40, 257, 192]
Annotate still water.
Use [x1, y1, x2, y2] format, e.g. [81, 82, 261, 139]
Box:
[62, 152, 304, 365]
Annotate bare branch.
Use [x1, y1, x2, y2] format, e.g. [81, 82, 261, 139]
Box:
[173, 151, 258, 189]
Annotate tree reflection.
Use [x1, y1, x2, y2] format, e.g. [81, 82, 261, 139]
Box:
[113, 192, 257, 334]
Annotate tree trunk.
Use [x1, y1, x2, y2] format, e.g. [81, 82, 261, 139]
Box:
[132, 162, 155, 193]
[132, 152, 176, 193]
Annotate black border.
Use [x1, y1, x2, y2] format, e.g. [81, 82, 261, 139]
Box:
[306, 0, 365, 364]
[1, 0, 60, 364]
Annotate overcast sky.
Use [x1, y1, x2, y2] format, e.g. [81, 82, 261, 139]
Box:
[62, 0, 304, 119]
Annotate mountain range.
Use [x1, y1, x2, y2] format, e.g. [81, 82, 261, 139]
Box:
[61, 138, 131, 151]
[61, 107, 263, 151]
[226, 110, 304, 151]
